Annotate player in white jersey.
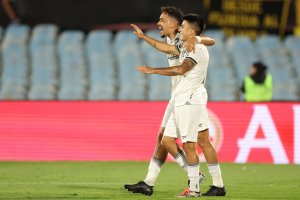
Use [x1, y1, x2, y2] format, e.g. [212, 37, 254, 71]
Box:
[134, 14, 226, 197]
[124, 7, 225, 197]
[124, 6, 213, 196]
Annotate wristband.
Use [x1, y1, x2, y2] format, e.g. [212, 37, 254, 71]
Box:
[196, 36, 202, 43]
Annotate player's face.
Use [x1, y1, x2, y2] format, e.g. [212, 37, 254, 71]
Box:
[157, 12, 174, 38]
[250, 66, 257, 75]
[179, 20, 193, 42]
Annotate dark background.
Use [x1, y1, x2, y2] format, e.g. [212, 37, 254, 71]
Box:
[0, 0, 205, 30]
[0, 0, 296, 35]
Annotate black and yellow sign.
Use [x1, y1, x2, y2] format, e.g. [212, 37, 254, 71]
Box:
[204, 0, 294, 39]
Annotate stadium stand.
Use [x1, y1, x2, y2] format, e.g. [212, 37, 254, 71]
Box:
[28, 24, 59, 100]
[0, 24, 30, 100]
[0, 24, 299, 101]
[113, 30, 146, 100]
[141, 30, 171, 100]
[86, 30, 117, 100]
[255, 35, 299, 101]
[57, 30, 87, 100]
[206, 31, 238, 101]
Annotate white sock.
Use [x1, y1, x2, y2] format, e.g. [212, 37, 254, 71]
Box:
[144, 157, 164, 186]
[207, 163, 224, 188]
[175, 153, 187, 172]
[187, 164, 200, 192]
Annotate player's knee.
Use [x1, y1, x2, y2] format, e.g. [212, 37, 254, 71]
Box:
[197, 129, 210, 148]
[161, 138, 170, 150]
[197, 135, 206, 148]
[183, 142, 197, 153]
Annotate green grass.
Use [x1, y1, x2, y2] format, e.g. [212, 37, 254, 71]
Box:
[0, 162, 299, 199]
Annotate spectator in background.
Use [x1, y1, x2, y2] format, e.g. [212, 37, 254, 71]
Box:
[241, 62, 273, 102]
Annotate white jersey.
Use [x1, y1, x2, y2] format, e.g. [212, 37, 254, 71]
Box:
[166, 33, 182, 96]
[171, 43, 209, 106]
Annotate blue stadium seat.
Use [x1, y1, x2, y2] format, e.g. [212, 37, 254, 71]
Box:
[256, 35, 281, 52]
[28, 24, 59, 100]
[113, 30, 146, 100]
[273, 79, 299, 101]
[28, 85, 57, 100]
[0, 24, 30, 99]
[142, 30, 171, 100]
[0, 83, 27, 100]
[284, 35, 300, 51]
[86, 30, 116, 100]
[4, 23, 30, 43]
[57, 30, 88, 100]
[204, 30, 225, 42]
[206, 34, 239, 101]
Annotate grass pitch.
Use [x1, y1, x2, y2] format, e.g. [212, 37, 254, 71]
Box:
[0, 162, 299, 199]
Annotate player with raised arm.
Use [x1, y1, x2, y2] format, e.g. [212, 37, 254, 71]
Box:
[124, 6, 225, 197]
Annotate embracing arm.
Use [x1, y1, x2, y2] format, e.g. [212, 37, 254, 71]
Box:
[131, 24, 179, 56]
[185, 35, 215, 52]
[136, 59, 195, 76]
[197, 35, 215, 46]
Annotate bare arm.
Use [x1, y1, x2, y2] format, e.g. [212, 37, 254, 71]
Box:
[136, 59, 195, 76]
[185, 35, 215, 52]
[131, 24, 180, 56]
[199, 35, 216, 46]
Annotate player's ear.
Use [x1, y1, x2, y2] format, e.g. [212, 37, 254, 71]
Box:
[190, 29, 195, 36]
[169, 18, 177, 29]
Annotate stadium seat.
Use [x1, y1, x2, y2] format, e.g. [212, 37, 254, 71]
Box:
[141, 30, 171, 100]
[4, 23, 30, 43]
[28, 24, 59, 100]
[86, 30, 117, 100]
[0, 83, 27, 100]
[206, 34, 239, 101]
[204, 30, 225, 42]
[284, 35, 300, 51]
[28, 85, 57, 100]
[113, 30, 146, 100]
[0, 24, 30, 99]
[1, 24, 299, 101]
[57, 30, 88, 100]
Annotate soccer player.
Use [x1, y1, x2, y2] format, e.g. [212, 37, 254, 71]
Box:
[124, 6, 225, 197]
[134, 13, 214, 197]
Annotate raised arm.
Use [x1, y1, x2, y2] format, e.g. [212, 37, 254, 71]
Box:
[136, 59, 195, 76]
[131, 24, 180, 56]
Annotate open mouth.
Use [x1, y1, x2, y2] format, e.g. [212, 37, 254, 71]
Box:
[158, 26, 163, 33]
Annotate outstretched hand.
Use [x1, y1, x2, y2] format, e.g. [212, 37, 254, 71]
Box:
[131, 24, 145, 39]
[135, 66, 154, 74]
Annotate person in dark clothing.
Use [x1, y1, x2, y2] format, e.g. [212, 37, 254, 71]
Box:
[241, 62, 273, 102]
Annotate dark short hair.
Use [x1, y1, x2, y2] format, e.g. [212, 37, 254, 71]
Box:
[253, 61, 267, 72]
[161, 6, 184, 25]
[183, 14, 206, 35]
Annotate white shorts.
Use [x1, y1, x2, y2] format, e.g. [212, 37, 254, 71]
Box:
[164, 104, 209, 143]
[161, 101, 174, 128]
